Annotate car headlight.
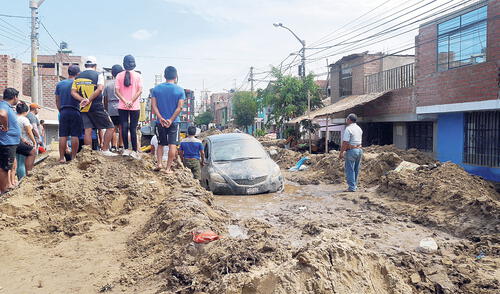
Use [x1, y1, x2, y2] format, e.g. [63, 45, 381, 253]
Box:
[210, 173, 226, 183]
[272, 164, 281, 177]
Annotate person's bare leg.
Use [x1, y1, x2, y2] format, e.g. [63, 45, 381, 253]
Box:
[118, 125, 123, 148]
[84, 128, 92, 146]
[59, 137, 68, 163]
[156, 145, 164, 170]
[0, 169, 9, 193]
[165, 144, 177, 173]
[102, 128, 114, 152]
[10, 159, 17, 187]
[112, 127, 118, 148]
[25, 149, 36, 172]
[71, 137, 79, 159]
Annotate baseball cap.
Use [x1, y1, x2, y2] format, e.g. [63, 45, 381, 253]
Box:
[85, 56, 97, 66]
[30, 103, 41, 110]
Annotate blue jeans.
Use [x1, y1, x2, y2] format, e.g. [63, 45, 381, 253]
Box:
[344, 148, 363, 191]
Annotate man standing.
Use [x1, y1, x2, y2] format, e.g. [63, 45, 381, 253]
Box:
[71, 56, 117, 156]
[151, 66, 185, 172]
[339, 113, 363, 192]
[27, 103, 42, 146]
[103, 64, 124, 152]
[0, 88, 21, 194]
[56, 65, 84, 163]
[179, 126, 205, 179]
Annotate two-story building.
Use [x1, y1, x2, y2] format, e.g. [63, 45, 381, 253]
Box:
[415, 0, 499, 181]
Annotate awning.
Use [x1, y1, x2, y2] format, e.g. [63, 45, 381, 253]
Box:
[288, 91, 388, 124]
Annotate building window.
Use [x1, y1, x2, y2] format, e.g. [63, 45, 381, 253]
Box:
[464, 111, 500, 167]
[437, 6, 487, 71]
[339, 65, 352, 97]
[407, 122, 433, 152]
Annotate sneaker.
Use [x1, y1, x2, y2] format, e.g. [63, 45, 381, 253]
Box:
[110, 146, 117, 152]
[130, 151, 141, 160]
[122, 149, 131, 156]
[101, 150, 118, 157]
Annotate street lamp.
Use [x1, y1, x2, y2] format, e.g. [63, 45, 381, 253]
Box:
[273, 22, 312, 153]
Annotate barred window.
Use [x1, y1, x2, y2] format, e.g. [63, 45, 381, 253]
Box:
[464, 111, 500, 167]
[437, 6, 487, 71]
[339, 65, 352, 97]
[407, 122, 433, 152]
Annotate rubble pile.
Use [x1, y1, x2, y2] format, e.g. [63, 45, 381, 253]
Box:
[378, 162, 500, 236]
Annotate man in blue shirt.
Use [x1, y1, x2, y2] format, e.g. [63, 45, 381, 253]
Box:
[0, 88, 21, 193]
[179, 126, 205, 179]
[56, 65, 84, 163]
[151, 66, 185, 172]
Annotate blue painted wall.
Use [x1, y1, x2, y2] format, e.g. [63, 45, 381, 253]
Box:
[437, 113, 500, 182]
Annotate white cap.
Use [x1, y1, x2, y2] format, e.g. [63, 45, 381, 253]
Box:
[85, 56, 97, 66]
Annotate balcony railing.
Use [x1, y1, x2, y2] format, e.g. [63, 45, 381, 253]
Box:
[364, 63, 414, 93]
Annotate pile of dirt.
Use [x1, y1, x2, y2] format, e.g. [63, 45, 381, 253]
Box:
[258, 136, 286, 148]
[197, 128, 222, 139]
[268, 146, 404, 186]
[377, 162, 500, 236]
[0, 147, 197, 243]
[364, 145, 436, 165]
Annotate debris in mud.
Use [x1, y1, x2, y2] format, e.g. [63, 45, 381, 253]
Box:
[377, 162, 500, 236]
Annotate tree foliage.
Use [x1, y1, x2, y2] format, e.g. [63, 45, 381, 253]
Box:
[194, 111, 214, 126]
[259, 68, 323, 130]
[232, 91, 258, 130]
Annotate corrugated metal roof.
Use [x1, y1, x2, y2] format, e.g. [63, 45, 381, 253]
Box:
[289, 91, 388, 124]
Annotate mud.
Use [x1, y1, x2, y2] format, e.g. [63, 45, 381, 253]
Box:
[268, 146, 407, 187]
[0, 146, 498, 293]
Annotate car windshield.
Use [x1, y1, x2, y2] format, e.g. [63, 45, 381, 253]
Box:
[212, 139, 267, 161]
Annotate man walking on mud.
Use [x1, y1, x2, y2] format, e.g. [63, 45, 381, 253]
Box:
[339, 113, 363, 192]
[151, 66, 185, 173]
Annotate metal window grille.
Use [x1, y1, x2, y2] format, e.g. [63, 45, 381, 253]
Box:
[464, 111, 500, 167]
[407, 122, 433, 152]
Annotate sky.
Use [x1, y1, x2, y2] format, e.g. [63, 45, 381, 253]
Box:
[0, 0, 478, 101]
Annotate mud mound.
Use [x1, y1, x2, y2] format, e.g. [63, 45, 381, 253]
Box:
[270, 147, 405, 186]
[127, 198, 416, 294]
[259, 138, 286, 148]
[378, 162, 500, 236]
[364, 145, 436, 165]
[0, 147, 195, 242]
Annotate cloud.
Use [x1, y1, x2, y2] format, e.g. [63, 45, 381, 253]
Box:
[131, 29, 158, 41]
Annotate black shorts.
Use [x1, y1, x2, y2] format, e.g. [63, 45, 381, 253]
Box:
[158, 123, 180, 146]
[59, 108, 83, 137]
[81, 110, 114, 130]
[16, 141, 34, 156]
[110, 116, 120, 126]
[0, 145, 17, 171]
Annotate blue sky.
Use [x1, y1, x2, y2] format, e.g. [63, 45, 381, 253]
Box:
[0, 0, 472, 100]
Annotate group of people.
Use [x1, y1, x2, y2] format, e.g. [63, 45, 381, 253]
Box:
[56, 55, 143, 161]
[0, 53, 207, 193]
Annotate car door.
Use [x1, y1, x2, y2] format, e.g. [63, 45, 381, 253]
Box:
[200, 139, 211, 189]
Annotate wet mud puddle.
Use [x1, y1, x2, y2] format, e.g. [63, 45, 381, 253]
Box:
[214, 182, 459, 254]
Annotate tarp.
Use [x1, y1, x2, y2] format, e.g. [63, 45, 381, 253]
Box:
[289, 91, 388, 124]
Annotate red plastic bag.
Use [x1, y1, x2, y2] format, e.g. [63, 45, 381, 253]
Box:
[192, 231, 221, 244]
[38, 146, 46, 153]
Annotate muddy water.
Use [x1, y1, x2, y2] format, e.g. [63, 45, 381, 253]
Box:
[214, 181, 458, 253]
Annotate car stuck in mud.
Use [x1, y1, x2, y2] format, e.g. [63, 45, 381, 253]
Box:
[200, 133, 284, 195]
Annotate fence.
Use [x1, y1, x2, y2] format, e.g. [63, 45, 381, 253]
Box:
[364, 63, 415, 93]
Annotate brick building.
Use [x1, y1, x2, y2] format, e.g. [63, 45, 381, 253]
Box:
[0, 55, 25, 98]
[415, 0, 499, 181]
[291, 53, 416, 149]
[22, 53, 84, 109]
[210, 92, 233, 126]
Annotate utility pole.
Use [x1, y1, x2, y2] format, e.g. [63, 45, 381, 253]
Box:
[249, 66, 255, 94]
[30, 0, 44, 104]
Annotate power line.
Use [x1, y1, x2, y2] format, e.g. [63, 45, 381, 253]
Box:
[287, 0, 477, 70]
[0, 14, 30, 19]
[309, 0, 395, 47]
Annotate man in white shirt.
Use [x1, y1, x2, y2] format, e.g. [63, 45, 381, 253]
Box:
[339, 113, 363, 192]
[150, 135, 169, 162]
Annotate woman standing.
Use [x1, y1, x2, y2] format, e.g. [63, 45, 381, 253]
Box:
[115, 55, 143, 158]
[15, 102, 36, 176]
